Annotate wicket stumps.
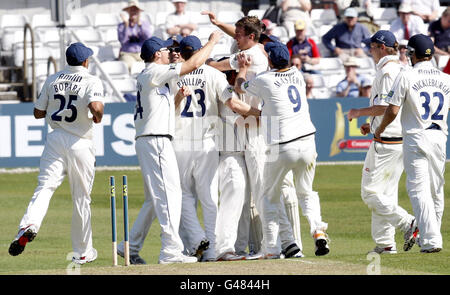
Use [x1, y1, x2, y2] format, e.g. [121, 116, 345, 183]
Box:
[109, 175, 130, 266]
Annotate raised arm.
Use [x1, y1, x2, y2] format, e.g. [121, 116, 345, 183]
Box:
[201, 11, 236, 38]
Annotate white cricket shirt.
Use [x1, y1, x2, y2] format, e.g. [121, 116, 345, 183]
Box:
[134, 62, 182, 139]
[241, 66, 316, 145]
[369, 55, 403, 138]
[174, 64, 231, 141]
[35, 65, 104, 140]
[386, 60, 450, 136]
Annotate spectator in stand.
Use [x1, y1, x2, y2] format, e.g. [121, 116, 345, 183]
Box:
[403, 0, 440, 23]
[303, 73, 315, 99]
[118, 0, 153, 72]
[261, 19, 276, 37]
[359, 77, 372, 98]
[322, 7, 371, 60]
[336, 56, 370, 98]
[166, 0, 198, 37]
[280, 0, 313, 38]
[286, 19, 320, 73]
[389, 3, 426, 43]
[428, 7, 450, 62]
[290, 54, 303, 71]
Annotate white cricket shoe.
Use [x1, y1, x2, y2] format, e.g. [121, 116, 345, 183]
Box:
[72, 248, 98, 265]
[369, 245, 397, 254]
[159, 254, 198, 265]
[217, 252, 246, 261]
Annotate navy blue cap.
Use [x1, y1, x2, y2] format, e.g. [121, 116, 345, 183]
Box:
[140, 37, 174, 60]
[259, 33, 280, 44]
[65, 42, 93, 65]
[180, 35, 202, 53]
[407, 34, 435, 58]
[168, 34, 183, 45]
[363, 30, 397, 48]
[264, 42, 290, 67]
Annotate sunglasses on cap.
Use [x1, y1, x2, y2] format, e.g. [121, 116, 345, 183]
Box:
[169, 47, 181, 53]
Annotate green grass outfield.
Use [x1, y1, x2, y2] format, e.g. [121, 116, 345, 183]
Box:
[0, 164, 449, 275]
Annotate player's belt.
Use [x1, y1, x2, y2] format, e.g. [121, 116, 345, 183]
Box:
[373, 137, 403, 144]
[279, 132, 315, 145]
[426, 123, 441, 130]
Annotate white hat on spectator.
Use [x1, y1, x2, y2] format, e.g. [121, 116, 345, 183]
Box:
[172, 0, 187, 3]
[123, 0, 143, 11]
[344, 7, 358, 18]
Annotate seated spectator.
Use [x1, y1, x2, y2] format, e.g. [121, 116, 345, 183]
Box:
[118, 0, 152, 72]
[389, 3, 426, 43]
[403, 0, 440, 23]
[428, 7, 450, 62]
[261, 19, 276, 36]
[286, 19, 320, 72]
[290, 54, 303, 71]
[336, 56, 370, 98]
[280, 0, 313, 38]
[303, 73, 315, 99]
[359, 77, 372, 98]
[329, 0, 373, 20]
[166, 0, 198, 37]
[322, 7, 371, 60]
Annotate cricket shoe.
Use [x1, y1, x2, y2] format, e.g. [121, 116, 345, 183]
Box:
[314, 230, 330, 256]
[245, 251, 264, 260]
[420, 248, 442, 253]
[403, 219, 419, 252]
[282, 243, 302, 258]
[8, 225, 37, 256]
[159, 254, 198, 264]
[72, 248, 98, 265]
[193, 238, 210, 261]
[118, 249, 147, 265]
[259, 253, 281, 260]
[369, 246, 397, 254]
[217, 252, 246, 261]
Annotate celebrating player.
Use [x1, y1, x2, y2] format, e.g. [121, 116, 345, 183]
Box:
[347, 30, 417, 254]
[235, 42, 330, 258]
[9, 43, 104, 264]
[128, 31, 222, 264]
[375, 34, 450, 253]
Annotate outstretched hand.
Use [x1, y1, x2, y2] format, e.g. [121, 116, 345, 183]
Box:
[208, 30, 223, 44]
[201, 11, 219, 26]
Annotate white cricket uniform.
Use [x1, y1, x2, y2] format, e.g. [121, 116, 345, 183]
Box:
[130, 61, 187, 262]
[386, 60, 450, 250]
[241, 66, 327, 255]
[19, 65, 103, 258]
[172, 64, 230, 261]
[362, 55, 415, 248]
[216, 89, 250, 258]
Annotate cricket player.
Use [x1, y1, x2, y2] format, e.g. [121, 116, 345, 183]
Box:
[375, 34, 450, 253]
[129, 32, 222, 264]
[347, 30, 417, 254]
[235, 42, 330, 258]
[8, 42, 104, 264]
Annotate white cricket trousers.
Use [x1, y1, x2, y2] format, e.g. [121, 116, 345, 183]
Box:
[361, 141, 414, 248]
[19, 128, 96, 257]
[261, 135, 326, 255]
[134, 136, 185, 261]
[216, 151, 248, 258]
[174, 138, 219, 260]
[403, 130, 446, 250]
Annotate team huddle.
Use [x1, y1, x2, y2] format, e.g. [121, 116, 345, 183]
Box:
[8, 13, 449, 265]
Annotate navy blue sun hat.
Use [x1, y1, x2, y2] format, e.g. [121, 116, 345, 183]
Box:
[180, 35, 202, 53]
[264, 42, 290, 67]
[141, 37, 174, 60]
[65, 42, 93, 65]
[259, 33, 280, 44]
[363, 30, 397, 48]
[407, 34, 435, 58]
